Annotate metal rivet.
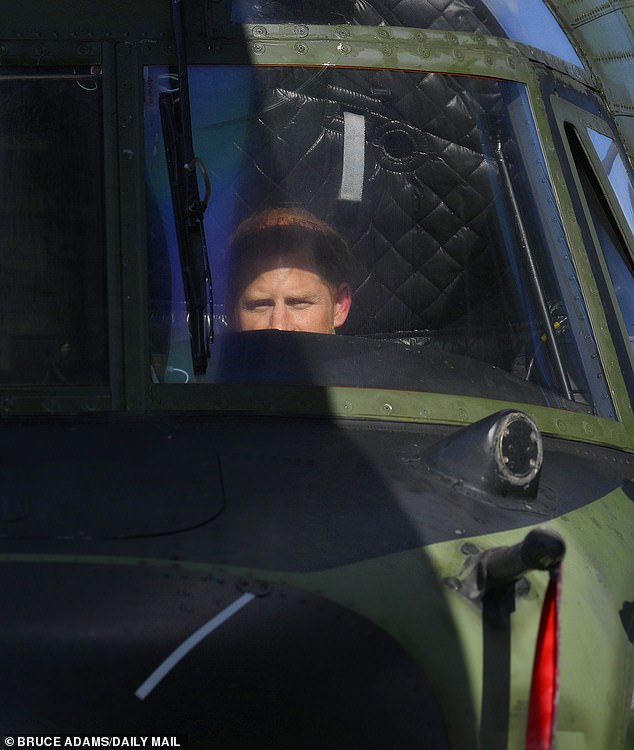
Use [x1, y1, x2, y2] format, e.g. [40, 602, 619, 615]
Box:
[461, 542, 480, 555]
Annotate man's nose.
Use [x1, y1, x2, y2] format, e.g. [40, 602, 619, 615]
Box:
[269, 303, 292, 330]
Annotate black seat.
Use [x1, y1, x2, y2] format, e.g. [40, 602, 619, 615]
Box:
[226, 67, 521, 368]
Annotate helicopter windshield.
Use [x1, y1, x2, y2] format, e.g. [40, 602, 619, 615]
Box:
[145, 65, 613, 418]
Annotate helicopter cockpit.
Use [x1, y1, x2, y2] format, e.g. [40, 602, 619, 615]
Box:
[1, 0, 633, 428]
[142, 0, 627, 421]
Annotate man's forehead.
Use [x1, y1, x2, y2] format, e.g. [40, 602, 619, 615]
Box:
[241, 268, 332, 298]
[244, 244, 321, 275]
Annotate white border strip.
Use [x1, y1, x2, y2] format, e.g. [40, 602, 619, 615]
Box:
[135, 592, 256, 700]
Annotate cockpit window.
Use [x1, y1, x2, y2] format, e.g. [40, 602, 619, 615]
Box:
[587, 128, 634, 238]
[0, 70, 108, 386]
[568, 124, 634, 355]
[481, 0, 583, 67]
[145, 65, 613, 417]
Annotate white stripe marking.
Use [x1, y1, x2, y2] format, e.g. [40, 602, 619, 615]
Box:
[339, 111, 365, 202]
[135, 592, 256, 700]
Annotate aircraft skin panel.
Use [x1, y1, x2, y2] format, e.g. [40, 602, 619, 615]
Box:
[0, 558, 454, 747]
[1, 413, 633, 561]
[550, 0, 634, 164]
[150, 382, 634, 451]
[2, 482, 632, 747]
[285, 487, 634, 749]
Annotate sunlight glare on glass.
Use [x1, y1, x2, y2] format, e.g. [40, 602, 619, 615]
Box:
[588, 128, 634, 237]
[483, 0, 583, 67]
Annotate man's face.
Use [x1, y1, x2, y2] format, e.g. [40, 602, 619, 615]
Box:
[234, 248, 351, 334]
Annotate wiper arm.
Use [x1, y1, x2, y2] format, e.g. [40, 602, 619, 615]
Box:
[160, 0, 213, 376]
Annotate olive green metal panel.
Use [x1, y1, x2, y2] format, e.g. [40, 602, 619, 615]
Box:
[150, 383, 634, 452]
[1, 478, 633, 748]
[526, 83, 634, 428]
[282, 486, 634, 749]
[549, 0, 634, 165]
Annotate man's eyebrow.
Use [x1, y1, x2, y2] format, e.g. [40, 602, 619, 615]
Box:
[240, 296, 274, 307]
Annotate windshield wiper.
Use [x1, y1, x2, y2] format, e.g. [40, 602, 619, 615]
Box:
[160, 0, 213, 376]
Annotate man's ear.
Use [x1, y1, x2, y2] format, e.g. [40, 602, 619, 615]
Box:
[333, 282, 352, 328]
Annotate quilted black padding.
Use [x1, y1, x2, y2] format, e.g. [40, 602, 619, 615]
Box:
[231, 0, 505, 35]
[225, 67, 520, 366]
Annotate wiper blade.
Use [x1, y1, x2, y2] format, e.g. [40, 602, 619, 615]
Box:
[161, 0, 213, 376]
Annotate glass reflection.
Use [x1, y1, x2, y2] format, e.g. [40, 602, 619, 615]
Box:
[582, 128, 634, 351]
[0, 71, 108, 385]
[587, 128, 634, 237]
[146, 65, 608, 416]
[483, 0, 583, 66]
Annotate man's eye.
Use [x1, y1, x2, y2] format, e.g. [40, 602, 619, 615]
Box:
[244, 300, 272, 311]
[289, 299, 314, 309]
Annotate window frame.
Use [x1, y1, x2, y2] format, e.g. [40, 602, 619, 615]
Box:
[130, 35, 634, 450]
[142, 61, 623, 422]
[0, 45, 122, 412]
[549, 93, 634, 418]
